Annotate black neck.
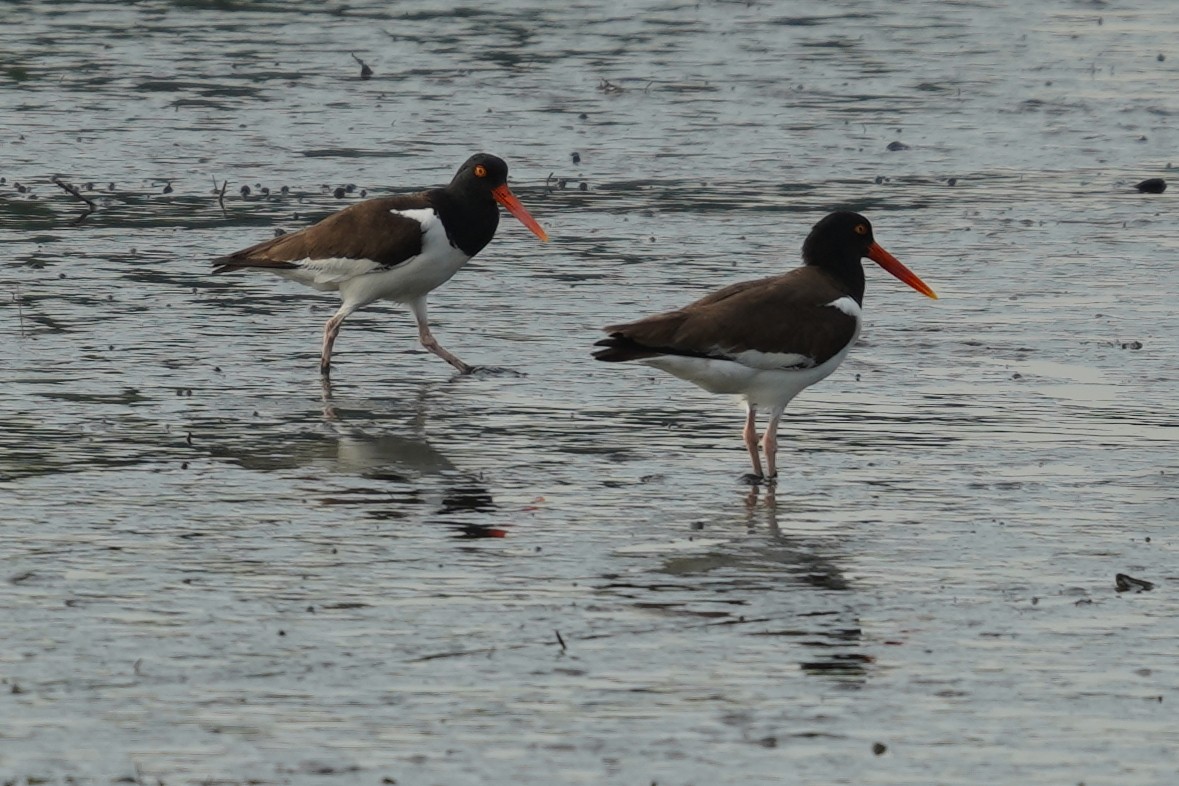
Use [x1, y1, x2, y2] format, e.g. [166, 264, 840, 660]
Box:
[806, 253, 866, 306]
[426, 188, 500, 257]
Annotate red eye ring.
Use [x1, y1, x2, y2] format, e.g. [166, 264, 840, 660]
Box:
[474, 164, 488, 177]
[854, 224, 868, 235]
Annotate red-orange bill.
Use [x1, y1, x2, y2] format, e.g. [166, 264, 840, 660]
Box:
[867, 242, 938, 299]
[492, 184, 549, 242]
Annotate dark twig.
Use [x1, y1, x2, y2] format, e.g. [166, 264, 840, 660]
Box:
[410, 614, 773, 663]
[555, 629, 567, 652]
[51, 176, 96, 225]
[12, 288, 26, 337]
[544, 171, 554, 194]
[410, 646, 497, 663]
[351, 52, 374, 80]
[212, 177, 228, 217]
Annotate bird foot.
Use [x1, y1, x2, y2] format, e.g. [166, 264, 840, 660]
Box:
[459, 365, 526, 378]
[739, 473, 778, 486]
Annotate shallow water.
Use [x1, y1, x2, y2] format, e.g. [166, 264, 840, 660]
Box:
[2, 1, 1178, 784]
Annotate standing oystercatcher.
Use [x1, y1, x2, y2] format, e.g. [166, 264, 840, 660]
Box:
[213, 153, 548, 377]
[593, 211, 937, 482]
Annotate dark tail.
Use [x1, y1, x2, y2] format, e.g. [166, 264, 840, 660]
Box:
[592, 334, 663, 362]
[211, 259, 241, 275]
[211, 256, 298, 275]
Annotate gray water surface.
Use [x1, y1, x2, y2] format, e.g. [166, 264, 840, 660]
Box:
[2, 1, 1177, 784]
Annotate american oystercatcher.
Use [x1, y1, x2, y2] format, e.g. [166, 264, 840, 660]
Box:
[213, 153, 549, 377]
[592, 211, 937, 482]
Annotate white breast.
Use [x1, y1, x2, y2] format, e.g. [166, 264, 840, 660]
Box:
[361, 208, 472, 301]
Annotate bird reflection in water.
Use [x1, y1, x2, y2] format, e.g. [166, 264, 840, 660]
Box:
[317, 381, 505, 538]
[741, 485, 872, 681]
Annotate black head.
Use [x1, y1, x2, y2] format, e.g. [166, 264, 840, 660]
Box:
[448, 153, 511, 194]
[802, 211, 937, 300]
[801, 211, 876, 266]
[439, 153, 549, 243]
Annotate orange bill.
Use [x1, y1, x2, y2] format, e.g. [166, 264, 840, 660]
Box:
[867, 242, 938, 299]
[491, 184, 549, 242]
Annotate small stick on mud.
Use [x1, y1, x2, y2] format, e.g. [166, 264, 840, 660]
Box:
[51, 176, 96, 225]
[555, 629, 567, 652]
[351, 52, 374, 80]
[212, 176, 228, 217]
[12, 288, 26, 337]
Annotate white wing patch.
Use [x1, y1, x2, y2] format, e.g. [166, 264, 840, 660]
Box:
[293, 257, 386, 286]
[725, 348, 813, 370]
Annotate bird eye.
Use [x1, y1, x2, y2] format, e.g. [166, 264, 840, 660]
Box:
[854, 224, 868, 235]
[474, 164, 488, 177]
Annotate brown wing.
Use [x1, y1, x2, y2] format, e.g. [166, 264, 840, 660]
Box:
[594, 267, 858, 367]
[212, 194, 432, 273]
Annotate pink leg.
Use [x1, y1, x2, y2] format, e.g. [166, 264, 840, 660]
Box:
[410, 299, 473, 374]
[764, 409, 783, 480]
[743, 405, 763, 478]
[320, 315, 344, 376]
[320, 303, 356, 376]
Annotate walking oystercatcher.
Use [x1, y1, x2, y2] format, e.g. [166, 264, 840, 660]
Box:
[213, 153, 548, 377]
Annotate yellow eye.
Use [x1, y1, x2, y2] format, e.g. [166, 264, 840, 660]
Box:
[854, 224, 868, 235]
[474, 164, 488, 177]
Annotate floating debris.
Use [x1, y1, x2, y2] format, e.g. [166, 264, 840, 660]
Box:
[351, 52, 374, 80]
[1115, 573, 1154, 592]
[886, 140, 910, 151]
[1134, 178, 1166, 193]
[214, 178, 228, 216]
[51, 176, 97, 224]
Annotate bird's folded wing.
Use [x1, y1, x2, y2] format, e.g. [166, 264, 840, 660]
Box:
[212, 196, 428, 274]
[601, 270, 858, 369]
